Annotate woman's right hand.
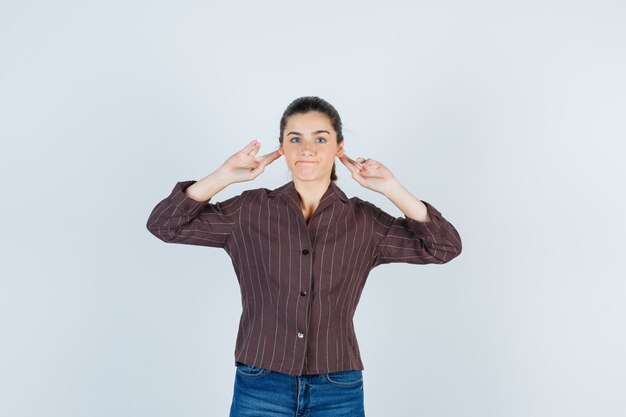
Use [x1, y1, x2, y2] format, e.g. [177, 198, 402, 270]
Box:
[215, 140, 282, 185]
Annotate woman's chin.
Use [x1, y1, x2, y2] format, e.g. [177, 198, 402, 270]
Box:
[292, 171, 331, 182]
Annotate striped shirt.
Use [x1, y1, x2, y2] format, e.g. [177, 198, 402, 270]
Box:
[146, 179, 462, 376]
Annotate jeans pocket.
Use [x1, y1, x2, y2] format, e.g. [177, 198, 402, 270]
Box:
[324, 369, 363, 387]
[236, 363, 269, 378]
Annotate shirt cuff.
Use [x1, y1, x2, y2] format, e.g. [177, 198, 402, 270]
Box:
[403, 200, 444, 235]
[169, 180, 210, 215]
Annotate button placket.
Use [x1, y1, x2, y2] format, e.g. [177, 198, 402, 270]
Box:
[297, 225, 314, 373]
[297, 247, 310, 340]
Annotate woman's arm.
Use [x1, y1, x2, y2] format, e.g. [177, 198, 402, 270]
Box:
[338, 153, 462, 266]
[146, 140, 281, 247]
[382, 180, 431, 223]
[367, 198, 462, 267]
[184, 169, 232, 202]
[145, 180, 246, 247]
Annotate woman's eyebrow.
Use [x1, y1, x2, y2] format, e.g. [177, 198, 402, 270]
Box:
[286, 130, 330, 136]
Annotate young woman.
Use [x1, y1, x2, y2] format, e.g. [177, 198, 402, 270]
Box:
[146, 96, 462, 417]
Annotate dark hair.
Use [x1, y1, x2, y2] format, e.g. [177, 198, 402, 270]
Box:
[279, 96, 344, 181]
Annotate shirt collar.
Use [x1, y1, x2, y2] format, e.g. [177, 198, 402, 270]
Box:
[268, 180, 350, 205]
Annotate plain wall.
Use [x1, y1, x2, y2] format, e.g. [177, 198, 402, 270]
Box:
[1, 1, 625, 416]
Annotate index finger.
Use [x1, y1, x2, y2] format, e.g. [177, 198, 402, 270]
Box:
[241, 140, 258, 155]
[342, 153, 364, 170]
[259, 149, 282, 164]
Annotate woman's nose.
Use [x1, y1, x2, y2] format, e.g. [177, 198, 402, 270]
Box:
[300, 143, 314, 155]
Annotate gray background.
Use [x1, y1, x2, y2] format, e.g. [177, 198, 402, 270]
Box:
[1, 1, 625, 416]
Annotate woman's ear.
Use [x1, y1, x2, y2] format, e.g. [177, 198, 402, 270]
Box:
[337, 143, 344, 156]
[278, 146, 284, 155]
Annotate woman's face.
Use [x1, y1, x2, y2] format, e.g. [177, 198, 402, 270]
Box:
[279, 111, 344, 183]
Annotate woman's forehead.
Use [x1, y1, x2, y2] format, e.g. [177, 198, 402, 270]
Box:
[285, 111, 334, 132]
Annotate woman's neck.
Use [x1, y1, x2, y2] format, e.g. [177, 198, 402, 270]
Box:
[293, 178, 331, 213]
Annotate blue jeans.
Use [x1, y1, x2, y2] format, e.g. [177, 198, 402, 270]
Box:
[229, 362, 365, 417]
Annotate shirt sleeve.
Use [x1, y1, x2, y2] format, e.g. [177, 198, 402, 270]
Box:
[146, 180, 246, 248]
[369, 200, 462, 268]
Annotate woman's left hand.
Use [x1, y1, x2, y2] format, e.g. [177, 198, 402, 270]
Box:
[338, 153, 399, 194]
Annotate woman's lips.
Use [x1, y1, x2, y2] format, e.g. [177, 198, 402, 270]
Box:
[297, 161, 317, 164]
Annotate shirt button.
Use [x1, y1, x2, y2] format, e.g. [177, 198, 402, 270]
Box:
[297, 332, 304, 338]
[302, 249, 309, 255]
[300, 290, 307, 296]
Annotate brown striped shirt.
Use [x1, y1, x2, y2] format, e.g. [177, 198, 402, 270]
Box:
[146, 179, 462, 376]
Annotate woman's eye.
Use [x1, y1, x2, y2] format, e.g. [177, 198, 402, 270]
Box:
[289, 137, 326, 143]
